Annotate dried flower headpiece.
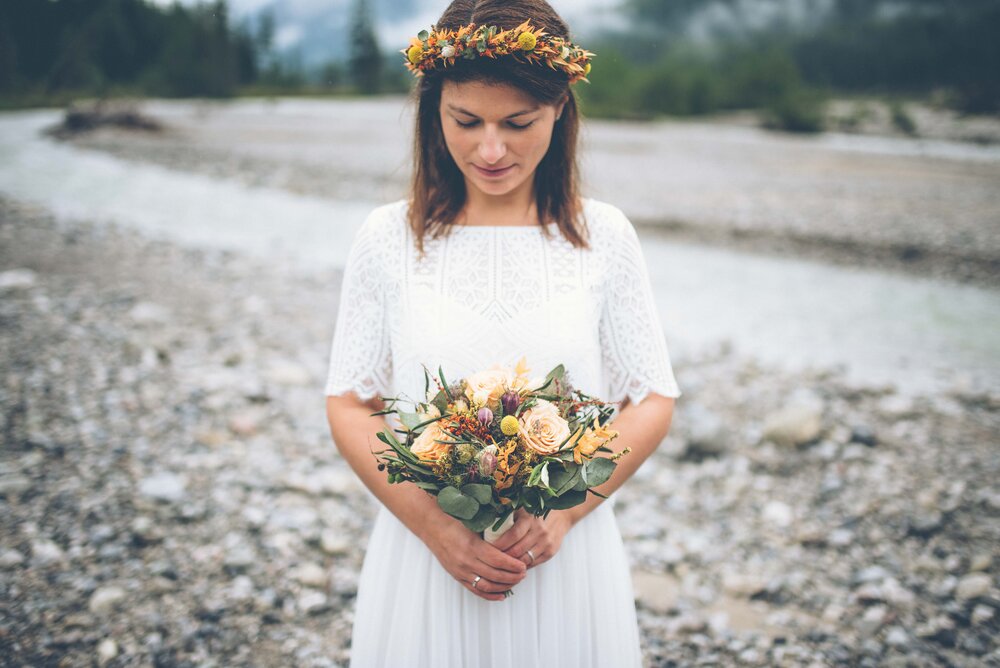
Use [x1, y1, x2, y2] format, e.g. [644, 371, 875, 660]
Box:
[401, 19, 594, 85]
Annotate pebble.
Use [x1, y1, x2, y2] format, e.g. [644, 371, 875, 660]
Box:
[762, 402, 823, 447]
[0, 549, 25, 568]
[138, 471, 187, 503]
[96, 638, 119, 665]
[0, 268, 38, 289]
[956, 573, 992, 601]
[291, 562, 329, 588]
[31, 538, 66, 565]
[89, 586, 128, 615]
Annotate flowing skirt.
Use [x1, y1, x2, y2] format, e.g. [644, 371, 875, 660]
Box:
[347, 500, 644, 667]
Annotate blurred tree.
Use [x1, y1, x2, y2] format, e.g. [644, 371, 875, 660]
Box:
[348, 0, 382, 94]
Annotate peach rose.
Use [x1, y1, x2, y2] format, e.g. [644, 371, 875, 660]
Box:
[464, 364, 515, 407]
[518, 399, 571, 456]
[410, 420, 454, 463]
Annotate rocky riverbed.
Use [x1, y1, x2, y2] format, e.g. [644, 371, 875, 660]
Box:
[1, 195, 997, 667]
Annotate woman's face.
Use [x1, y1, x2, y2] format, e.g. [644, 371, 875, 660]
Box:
[439, 79, 566, 200]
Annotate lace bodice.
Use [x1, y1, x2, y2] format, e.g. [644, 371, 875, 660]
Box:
[324, 197, 681, 411]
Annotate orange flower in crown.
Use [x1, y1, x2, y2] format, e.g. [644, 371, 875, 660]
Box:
[401, 19, 595, 84]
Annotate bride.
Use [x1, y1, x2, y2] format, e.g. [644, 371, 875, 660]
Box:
[325, 1, 681, 665]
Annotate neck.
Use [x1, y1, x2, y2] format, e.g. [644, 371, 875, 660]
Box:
[460, 176, 538, 227]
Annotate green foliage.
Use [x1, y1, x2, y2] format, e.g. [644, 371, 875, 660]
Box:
[761, 87, 828, 134]
[0, 0, 258, 99]
[889, 100, 917, 136]
[348, 0, 382, 94]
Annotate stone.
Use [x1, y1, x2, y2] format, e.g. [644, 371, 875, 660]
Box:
[0, 474, 32, 499]
[722, 572, 768, 598]
[89, 586, 128, 615]
[762, 402, 823, 447]
[763, 500, 794, 528]
[971, 604, 994, 625]
[320, 530, 351, 556]
[906, 511, 942, 537]
[138, 471, 187, 503]
[31, 539, 66, 565]
[291, 562, 329, 588]
[96, 638, 119, 665]
[0, 268, 37, 289]
[632, 570, 679, 614]
[857, 605, 889, 636]
[0, 549, 25, 568]
[969, 553, 992, 572]
[849, 424, 878, 447]
[955, 573, 991, 601]
[884, 626, 908, 648]
[297, 590, 330, 615]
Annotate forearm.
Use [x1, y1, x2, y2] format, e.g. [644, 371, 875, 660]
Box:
[326, 394, 456, 543]
[563, 393, 676, 526]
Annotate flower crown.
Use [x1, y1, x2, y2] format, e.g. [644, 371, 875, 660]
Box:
[401, 19, 594, 85]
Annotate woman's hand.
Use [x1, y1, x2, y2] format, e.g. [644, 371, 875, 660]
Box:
[423, 517, 528, 602]
[490, 508, 574, 568]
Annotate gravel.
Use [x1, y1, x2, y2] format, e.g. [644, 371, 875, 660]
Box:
[1, 196, 998, 666]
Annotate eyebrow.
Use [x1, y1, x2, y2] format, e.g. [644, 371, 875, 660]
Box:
[446, 103, 540, 119]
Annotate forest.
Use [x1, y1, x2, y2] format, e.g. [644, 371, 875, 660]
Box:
[1, 0, 997, 126]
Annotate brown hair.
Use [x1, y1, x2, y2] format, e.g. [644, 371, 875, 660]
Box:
[406, 0, 588, 256]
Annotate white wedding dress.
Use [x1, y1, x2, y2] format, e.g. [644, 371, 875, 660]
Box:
[325, 197, 681, 667]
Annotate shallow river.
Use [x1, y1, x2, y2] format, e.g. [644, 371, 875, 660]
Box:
[1, 107, 997, 397]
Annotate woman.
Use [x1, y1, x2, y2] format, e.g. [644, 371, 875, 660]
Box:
[325, 1, 681, 665]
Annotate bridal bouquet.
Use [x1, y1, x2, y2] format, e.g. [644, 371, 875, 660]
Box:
[371, 358, 630, 544]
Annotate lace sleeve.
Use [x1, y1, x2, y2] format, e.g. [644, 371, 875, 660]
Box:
[599, 208, 682, 406]
[324, 208, 393, 401]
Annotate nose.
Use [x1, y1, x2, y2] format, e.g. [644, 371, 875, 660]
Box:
[478, 125, 507, 165]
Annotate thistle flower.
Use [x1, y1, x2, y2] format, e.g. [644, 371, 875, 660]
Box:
[479, 449, 498, 476]
[501, 391, 520, 415]
[477, 407, 493, 427]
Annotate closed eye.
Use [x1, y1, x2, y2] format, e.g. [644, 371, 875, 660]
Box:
[456, 119, 535, 130]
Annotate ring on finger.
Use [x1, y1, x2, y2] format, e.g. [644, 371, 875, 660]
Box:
[526, 549, 535, 564]
[472, 575, 482, 589]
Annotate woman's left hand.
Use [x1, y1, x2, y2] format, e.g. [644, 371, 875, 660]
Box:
[490, 508, 574, 568]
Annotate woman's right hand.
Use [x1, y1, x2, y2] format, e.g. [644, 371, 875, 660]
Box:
[424, 518, 528, 602]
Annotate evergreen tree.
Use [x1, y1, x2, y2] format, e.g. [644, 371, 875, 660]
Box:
[348, 0, 382, 94]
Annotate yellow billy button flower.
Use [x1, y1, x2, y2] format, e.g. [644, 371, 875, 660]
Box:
[407, 44, 423, 64]
[517, 32, 536, 51]
[585, 62, 591, 75]
[500, 415, 520, 436]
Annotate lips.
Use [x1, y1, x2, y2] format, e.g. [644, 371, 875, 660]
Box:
[473, 163, 515, 177]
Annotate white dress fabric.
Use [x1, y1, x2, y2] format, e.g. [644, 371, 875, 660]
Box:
[325, 197, 681, 667]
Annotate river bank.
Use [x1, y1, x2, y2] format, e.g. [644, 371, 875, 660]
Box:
[51, 97, 1000, 287]
[1, 196, 997, 666]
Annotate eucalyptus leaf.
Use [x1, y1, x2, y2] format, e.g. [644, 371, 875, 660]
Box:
[418, 29, 429, 41]
[582, 457, 616, 487]
[460, 483, 493, 505]
[545, 489, 587, 510]
[437, 486, 479, 520]
[464, 505, 499, 533]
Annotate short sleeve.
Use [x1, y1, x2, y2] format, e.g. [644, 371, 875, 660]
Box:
[599, 208, 682, 405]
[324, 208, 393, 400]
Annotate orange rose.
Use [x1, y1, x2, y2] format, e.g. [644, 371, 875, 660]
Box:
[518, 399, 571, 456]
[410, 420, 454, 463]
